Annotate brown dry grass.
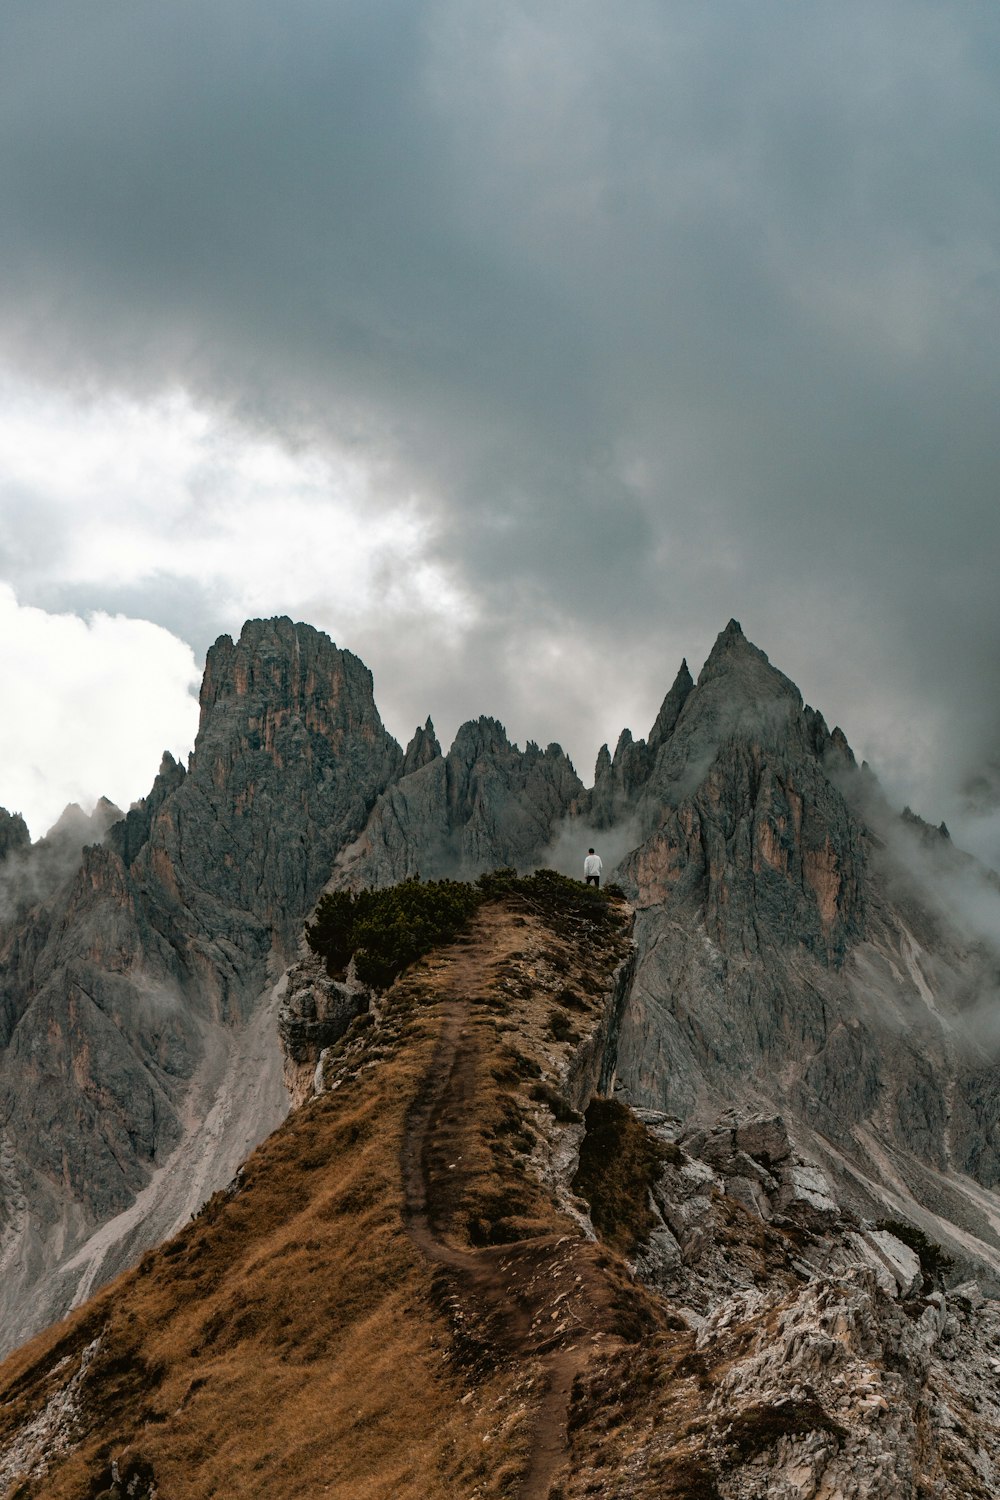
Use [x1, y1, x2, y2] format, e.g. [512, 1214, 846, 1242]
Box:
[0, 893, 646, 1500]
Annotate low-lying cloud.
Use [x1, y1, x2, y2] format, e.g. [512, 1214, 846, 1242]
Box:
[539, 815, 647, 886]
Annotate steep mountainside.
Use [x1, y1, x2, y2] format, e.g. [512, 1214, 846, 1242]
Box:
[604, 624, 1000, 1277]
[0, 618, 401, 1355]
[2, 884, 999, 1500]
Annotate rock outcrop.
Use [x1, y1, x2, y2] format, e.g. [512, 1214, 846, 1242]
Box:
[0, 798, 123, 935]
[0, 810, 29, 864]
[588, 657, 694, 830]
[611, 1105, 1000, 1499]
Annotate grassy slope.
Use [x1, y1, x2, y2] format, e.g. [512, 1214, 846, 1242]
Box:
[1, 996, 481, 1498]
[0, 888, 650, 1500]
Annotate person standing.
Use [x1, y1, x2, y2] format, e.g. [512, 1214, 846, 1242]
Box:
[583, 848, 603, 887]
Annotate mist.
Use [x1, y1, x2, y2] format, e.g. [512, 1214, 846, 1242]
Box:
[538, 814, 647, 886]
[0, 799, 121, 929]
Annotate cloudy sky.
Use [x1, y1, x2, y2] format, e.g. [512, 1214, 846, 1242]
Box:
[1, 2, 999, 857]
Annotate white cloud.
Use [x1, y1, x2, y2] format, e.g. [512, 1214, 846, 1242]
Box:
[0, 585, 201, 840]
[0, 372, 473, 640]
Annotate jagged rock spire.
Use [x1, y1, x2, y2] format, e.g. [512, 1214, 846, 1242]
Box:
[648, 658, 694, 752]
[697, 617, 800, 702]
[0, 808, 30, 861]
[402, 718, 442, 776]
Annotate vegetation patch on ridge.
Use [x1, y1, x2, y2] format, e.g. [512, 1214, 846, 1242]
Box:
[572, 1097, 668, 1253]
[876, 1218, 954, 1291]
[307, 868, 614, 989]
[307, 878, 481, 988]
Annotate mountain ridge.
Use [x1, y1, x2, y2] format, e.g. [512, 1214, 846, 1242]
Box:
[3, 880, 1000, 1498]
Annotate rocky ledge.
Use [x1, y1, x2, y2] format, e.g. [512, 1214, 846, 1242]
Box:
[605, 1107, 1000, 1499]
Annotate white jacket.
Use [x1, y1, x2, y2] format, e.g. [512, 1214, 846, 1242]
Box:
[584, 854, 603, 877]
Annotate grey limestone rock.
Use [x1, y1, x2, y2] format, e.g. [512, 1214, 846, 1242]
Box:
[648, 656, 695, 753]
[588, 728, 652, 831]
[610, 1112, 1000, 1497]
[139, 616, 403, 958]
[587, 658, 694, 831]
[0, 809, 29, 863]
[0, 616, 403, 1354]
[106, 752, 186, 869]
[331, 714, 583, 887]
[0, 798, 124, 934]
[401, 717, 442, 776]
[278, 951, 369, 1103]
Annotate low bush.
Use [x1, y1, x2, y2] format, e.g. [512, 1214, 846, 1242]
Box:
[307, 867, 618, 990]
[307, 879, 481, 988]
[477, 867, 614, 927]
[875, 1219, 954, 1290]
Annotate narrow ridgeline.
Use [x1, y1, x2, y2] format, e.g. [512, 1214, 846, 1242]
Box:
[2, 879, 998, 1500]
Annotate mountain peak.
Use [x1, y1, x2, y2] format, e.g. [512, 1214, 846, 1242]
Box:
[648, 658, 694, 751]
[697, 618, 801, 704]
[450, 716, 513, 761]
[0, 808, 30, 861]
[402, 718, 442, 776]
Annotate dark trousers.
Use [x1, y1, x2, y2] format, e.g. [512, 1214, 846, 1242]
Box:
[585, 874, 600, 887]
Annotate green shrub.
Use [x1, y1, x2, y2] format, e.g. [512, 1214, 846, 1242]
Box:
[477, 866, 613, 923]
[306, 866, 620, 992]
[306, 878, 481, 989]
[875, 1219, 954, 1290]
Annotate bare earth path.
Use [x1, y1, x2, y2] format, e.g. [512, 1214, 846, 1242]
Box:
[400, 908, 630, 1500]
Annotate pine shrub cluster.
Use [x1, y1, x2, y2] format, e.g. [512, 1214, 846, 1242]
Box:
[306, 868, 614, 990]
[306, 878, 482, 989]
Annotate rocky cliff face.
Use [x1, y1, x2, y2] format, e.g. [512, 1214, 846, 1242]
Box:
[587, 622, 1000, 1284]
[0, 617, 402, 1355]
[330, 714, 583, 887]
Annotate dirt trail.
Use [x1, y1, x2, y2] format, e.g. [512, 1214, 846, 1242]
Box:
[401, 910, 625, 1500]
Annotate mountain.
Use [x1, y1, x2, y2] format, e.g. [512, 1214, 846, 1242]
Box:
[331, 715, 583, 887]
[0, 618, 401, 1354]
[2, 878, 1000, 1499]
[607, 623, 1000, 1277]
[3, 609, 1000, 1487]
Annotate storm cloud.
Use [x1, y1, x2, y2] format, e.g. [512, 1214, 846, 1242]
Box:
[1, 2, 999, 850]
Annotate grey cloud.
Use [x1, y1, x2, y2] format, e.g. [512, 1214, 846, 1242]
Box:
[2, 2, 1000, 838]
